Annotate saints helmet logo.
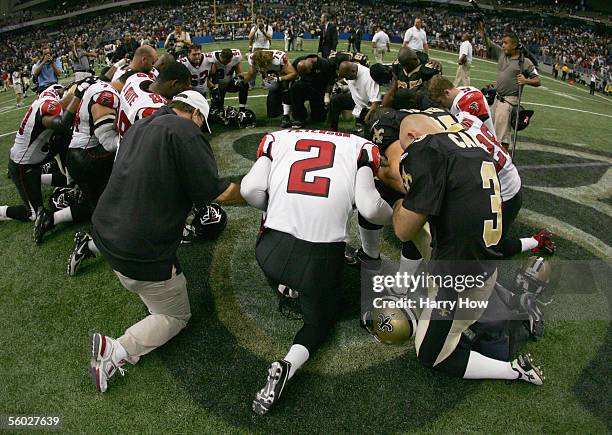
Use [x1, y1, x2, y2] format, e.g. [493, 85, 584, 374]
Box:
[377, 313, 394, 332]
[401, 167, 413, 191]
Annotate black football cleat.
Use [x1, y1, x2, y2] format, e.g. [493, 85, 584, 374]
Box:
[531, 228, 555, 256]
[252, 360, 291, 416]
[68, 232, 95, 276]
[291, 119, 304, 129]
[511, 353, 545, 385]
[33, 206, 54, 245]
[280, 115, 292, 128]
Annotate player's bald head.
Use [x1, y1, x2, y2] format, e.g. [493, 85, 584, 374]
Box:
[338, 61, 357, 80]
[132, 45, 158, 72]
[398, 47, 419, 71]
[399, 114, 444, 150]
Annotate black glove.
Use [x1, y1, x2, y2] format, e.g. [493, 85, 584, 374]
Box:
[74, 76, 97, 99]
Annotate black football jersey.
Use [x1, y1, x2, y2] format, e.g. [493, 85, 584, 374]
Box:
[370, 107, 458, 153]
[400, 129, 502, 278]
[328, 50, 369, 70]
[392, 51, 441, 90]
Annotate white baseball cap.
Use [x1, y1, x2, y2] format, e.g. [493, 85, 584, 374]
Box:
[172, 90, 211, 133]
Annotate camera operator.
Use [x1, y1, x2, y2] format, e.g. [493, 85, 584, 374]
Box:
[479, 23, 540, 145]
[249, 15, 273, 52]
[72, 38, 97, 82]
[165, 20, 191, 58]
[32, 46, 63, 93]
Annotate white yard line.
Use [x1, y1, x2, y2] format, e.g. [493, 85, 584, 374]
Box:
[0, 130, 17, 138]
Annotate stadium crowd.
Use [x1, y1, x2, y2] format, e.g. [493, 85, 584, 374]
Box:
[0, 0, 610, 88]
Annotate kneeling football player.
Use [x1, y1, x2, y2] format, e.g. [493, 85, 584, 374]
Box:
[241, 129, 392, 415]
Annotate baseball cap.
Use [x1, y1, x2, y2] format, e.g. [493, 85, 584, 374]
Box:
[173, 90, 211, 133]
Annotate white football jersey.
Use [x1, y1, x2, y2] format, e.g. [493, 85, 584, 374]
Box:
[10, 90, 62, 164]
[179, 54, 214, 88]
[117, 73, 166, 137]
[459, 113, 521, 201]
[248, 50, 288, 74]
[450, 86, 495, 136]
[69, 81, 120, 150]
[259, 129, 380, 243]
[209, 49, 242, 83]
[111, 64, 131, 82]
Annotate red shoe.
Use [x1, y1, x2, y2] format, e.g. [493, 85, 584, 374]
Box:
[531, 228, 555, 255]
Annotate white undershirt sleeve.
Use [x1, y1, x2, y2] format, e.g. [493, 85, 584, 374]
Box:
[240, 157, 271, 211]
[355, 166, 392, 226]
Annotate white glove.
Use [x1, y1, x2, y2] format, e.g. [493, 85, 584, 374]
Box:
[113, 58, 127, 70]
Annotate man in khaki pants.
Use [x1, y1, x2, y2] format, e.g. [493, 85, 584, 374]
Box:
[479, 23, 540, 145]
[88, 90, 243, 393]
[453, 34, 472, 86]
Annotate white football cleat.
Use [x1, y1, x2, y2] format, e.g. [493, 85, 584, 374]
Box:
[511, 353, 545, 385]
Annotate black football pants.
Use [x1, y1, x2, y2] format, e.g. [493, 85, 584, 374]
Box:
[219, 79, 248, 107]
[256, 228, 344, 353]
[66, 145, 114, 213]
[266, 80, 291, 118]
[495, 189, 523, 257]
[289, 80, 327, 124]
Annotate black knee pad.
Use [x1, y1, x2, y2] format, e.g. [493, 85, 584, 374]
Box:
[402, 241, 422, 260]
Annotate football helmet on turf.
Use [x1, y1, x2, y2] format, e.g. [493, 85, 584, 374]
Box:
[237, 108, 257, 128]
[361, 296, 417, 344]
[514, 256, 551, 296]
[182, 204, 227, 243]
[222, 106, 240, 126]
[48, 186, 84, 211]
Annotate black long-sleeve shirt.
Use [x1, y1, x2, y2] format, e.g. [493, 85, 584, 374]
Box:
[92, 106, 229, 281]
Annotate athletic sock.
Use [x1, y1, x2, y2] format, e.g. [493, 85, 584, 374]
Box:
[87, 239, 100, 255]
[520, 237, 539, 252]
[53, 207, 72, 224]
[359, 226, 381, 259]
[282, 103, 291, 116]
[463, 350, 518, 380]
[284, 344, 309, 379]
[40, 174, 53, 185]
[0, 205, 9, 221]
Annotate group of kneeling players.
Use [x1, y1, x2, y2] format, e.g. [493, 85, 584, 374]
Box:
[2, 42, 556, 415]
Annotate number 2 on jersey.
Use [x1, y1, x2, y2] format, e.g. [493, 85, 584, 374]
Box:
[480, 161, 502, 247]
[287, 139, 336, 197]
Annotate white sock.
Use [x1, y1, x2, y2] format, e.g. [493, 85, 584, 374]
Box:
[239, 104, 246, 109]
[520, 237, 539, 252]
[282, 103, 291, 116]
[53, 207, 72, 224]
[463, 351, 518, 380]
[0, 205, 10, 220]
[359, 226, 381, 258]
[40, 174, 53, 185]
[284, 344, 309, 379]
[113, 339, 128, 362]
[88, 239, 100, 255]
[399, 255, 422, 276]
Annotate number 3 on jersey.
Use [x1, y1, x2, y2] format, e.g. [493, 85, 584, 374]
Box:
[481, 161, 502, 247]
[287, 139, 336, 197]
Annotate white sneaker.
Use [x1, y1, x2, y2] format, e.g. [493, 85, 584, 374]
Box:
[89, 333, 127, 392]
[511, 353, 545, 385]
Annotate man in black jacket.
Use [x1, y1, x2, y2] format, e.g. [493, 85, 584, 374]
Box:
[290, 54, 336, 127]
[112, 33, 140, 62]
[317, 13, 338, 58]
[87, 90, 243, 393]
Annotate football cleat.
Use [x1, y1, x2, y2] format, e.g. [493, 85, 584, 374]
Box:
[281, 115, 292, 128]
[68, 232, 95, 276]
[291, 119, 304, 129]
[344, 244, 360, 266]
[33, 206, 54, 245]
[252, 360, 291, 415]
[531, 228, 555, 255]
[511, 353, 544, 385]
[89, 333, 127, 393]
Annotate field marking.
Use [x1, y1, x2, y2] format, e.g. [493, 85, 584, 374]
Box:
[519, 162, 610, 170]
[0, 130, 17, 138]
[521, 101, 612, 118]
[0, 105, 27, 116]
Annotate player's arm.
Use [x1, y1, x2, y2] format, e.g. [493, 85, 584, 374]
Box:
[40, 100, 63, 130]
[234, 61, 244, 76]
[241, 157, 271, 210]
[51, 57, 62, 76]
[280, 61, 298, 82]
[392, 200, 427, 242]
[355, 144, 392, 225]
[377, 140, 406, 194]
[241, 65, 256, 82]
[91, 103, 119, 152]
[381, 76, 398, 108]
[264, 25, 273, 42]
[458, 54, 467, 65]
